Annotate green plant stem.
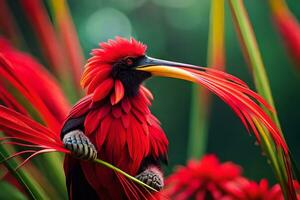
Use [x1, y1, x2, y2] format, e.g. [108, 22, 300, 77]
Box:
[35, 153, 67, 199]
[0, 181, 27, 200]
[187, 86, 209, 159]
[0, 143, 49, 200]
[228, 0, 296, 199]
[94, 158, 157, 193]
[228, 0, 281, 129]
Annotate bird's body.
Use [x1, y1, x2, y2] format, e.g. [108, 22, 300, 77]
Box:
[62, 90, 168, 199]
[61, 38, 168, 199]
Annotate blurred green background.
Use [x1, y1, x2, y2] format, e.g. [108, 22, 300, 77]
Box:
[3, 0, 300, 185]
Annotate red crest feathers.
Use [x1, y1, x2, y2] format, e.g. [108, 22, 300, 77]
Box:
[91, 36, 147, 64]
[81, 37, 147, 104]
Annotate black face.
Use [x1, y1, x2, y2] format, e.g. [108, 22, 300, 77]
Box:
[111, 56, 151, 97]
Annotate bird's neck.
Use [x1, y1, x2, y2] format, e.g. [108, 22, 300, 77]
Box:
[111, 67, 151, 97]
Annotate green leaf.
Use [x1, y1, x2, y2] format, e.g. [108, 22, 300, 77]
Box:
[33, 153, 67, 199]
[0, 181, 28, 200]
[94, 158, 157, 193]
[0, 144, 49, 200]
[187, 86, 209, 159]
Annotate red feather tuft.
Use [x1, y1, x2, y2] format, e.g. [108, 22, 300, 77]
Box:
[81, 37, 146, 103]
[0, 38, 70, 132]
[0, 106, 68, 162]
[190, 67, 286, 152]
[94, 37, 147, 63]
[85, 66, 111, 94]
[110, 80, 125, 105]
[92, 78, 114, 102]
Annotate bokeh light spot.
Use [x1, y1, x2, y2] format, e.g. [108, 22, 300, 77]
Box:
[85, 7, 132, 45]
[165, 2, 209, 30]
[152, 0, 197, 8]
[109, 0, 148, 11]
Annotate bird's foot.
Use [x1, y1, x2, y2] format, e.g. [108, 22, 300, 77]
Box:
[63, 130, 97, 161]
[135, 167, 164, 191]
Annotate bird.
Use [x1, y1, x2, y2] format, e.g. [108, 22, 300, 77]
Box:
[60, 36, 288, 200]
[61, 37, 169, 200]
[0, 36, 290, 200]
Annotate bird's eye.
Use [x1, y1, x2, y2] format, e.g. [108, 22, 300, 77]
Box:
[125, 57, 134, 66]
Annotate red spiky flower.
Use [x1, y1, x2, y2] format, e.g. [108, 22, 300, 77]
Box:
[0, 37, 291, 199]
[163, 155, 244, 199]
[232, 179, 300, 200]
[235, 179, 282, 200]
[163, 155, 299, 200]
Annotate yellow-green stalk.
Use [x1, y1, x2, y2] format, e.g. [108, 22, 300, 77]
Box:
[187, 0, 225, 159]
[94, 158, 157, 193]
[228, 0, 296, 199]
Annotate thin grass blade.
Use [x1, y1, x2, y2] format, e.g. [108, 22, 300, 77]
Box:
[0, 141, 49, 200]
[47, 0, 85, 95]
[228, 0, 296, 198]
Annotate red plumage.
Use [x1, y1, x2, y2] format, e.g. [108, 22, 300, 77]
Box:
[63, 37, 168, 199]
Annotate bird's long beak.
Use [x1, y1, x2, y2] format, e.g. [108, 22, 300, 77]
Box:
[134, 56, 204, 83]
[134, 56, 289, 161]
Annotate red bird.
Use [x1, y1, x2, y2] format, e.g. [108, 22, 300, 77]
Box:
[60, 37, 288, 200]
[0, 36, 290, 199]
[61, 37, 169, 200]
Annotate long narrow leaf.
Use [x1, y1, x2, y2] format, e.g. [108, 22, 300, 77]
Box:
[228, 0, 296, 199]
[0, 42, 70, 198]
[0, 181, 27, 200]
[268, 0, 300, 70]
[0, 141, 49, 200]
[20, 0, 67, 78]
[47, 0, 85, 94]
[20, 0, 79, 101]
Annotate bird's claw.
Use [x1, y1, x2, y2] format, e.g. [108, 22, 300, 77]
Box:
[135, 169, 164, 191]
[63, 130, 97, 161]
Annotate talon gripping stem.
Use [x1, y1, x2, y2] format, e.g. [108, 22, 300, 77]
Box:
[63, 130, 97, 161]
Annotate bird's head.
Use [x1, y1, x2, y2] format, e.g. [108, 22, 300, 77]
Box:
[80, 36, 287, 155]
[81, 36, 206, 105]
